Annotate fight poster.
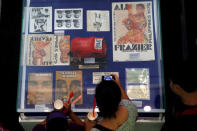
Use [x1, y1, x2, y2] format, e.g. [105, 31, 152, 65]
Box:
[112, 2, 155, 61]
[54, 35, 70, 65]
[27, 34, 54, 66]
[27, 73, 53, 105]
[87, 10, 110, 32]
[126, 68, 150, 100]
[30, 7, 52, 33]
[56, 71, 83, 104]
[54, 8, 83, 30]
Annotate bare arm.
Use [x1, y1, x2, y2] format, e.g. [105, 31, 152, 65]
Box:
[63, 102, 84, 126]
[84, 116, 96, 131]
[111, 74, 130, 100]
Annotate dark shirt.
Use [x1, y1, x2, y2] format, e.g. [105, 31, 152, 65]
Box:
[32, 122, 84, 131]
[162, 103, 197, 131]
[93, 124, 113, 131]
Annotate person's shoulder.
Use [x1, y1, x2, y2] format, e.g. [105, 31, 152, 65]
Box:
[116, 105, 129, 125]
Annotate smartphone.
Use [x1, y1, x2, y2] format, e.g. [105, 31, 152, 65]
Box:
[102, 75, 115, 81]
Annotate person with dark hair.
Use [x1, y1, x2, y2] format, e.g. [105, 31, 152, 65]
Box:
[161, 61, 197, 131]
[85, 74, 137, 131]
[33, 100, 85, 131]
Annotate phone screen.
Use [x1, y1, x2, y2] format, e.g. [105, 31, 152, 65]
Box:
[103, 76, 113, 81]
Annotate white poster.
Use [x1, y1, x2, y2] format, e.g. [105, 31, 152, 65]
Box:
[126, 68, 150, 100]
[112, 2, 155, 61]
[30, 7, 52, 33]
[92, 72, 119, 84]
[87, 10, 110, 32]
[54, 8, 83, 30]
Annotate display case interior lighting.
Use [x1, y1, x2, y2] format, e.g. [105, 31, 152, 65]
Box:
[143, 105, 152, 112]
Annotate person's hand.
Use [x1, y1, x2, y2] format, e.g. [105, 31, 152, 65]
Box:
[63, 99, 71, 114]
[111, 74, 122, 88]
[84, 116, 97, 131]
[40, 120, 46, 125]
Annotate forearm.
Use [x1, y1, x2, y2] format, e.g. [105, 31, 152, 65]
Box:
[119, 84, 130, 100]
[69, 111, 84, 126]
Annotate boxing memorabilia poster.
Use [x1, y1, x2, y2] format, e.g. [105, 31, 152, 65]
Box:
[56, 71, 83, 104]
[29, 7, 52, 33]
[54, 35, 70, 65]
[87, 10, 110, 32]
[126, 68, 150, 100]
[26, 73, 53, 106]
[112, 2, 155, 61]
[54, 8, 83, 30]
[27, 34, 54, 66]
[92, 72, 119, 84]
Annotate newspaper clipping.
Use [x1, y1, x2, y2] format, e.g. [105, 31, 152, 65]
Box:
[30, 7, 52, 33]
[27, 73, 53, 105]
[112, 2, 155, 61]
[54, 35, 70, 65]
[126, 68, 150, 100]
[27, 34, 54, 66]
[87, 10, 110, 32]
[54, 8, 83, 30]
[56, 71, 83, 104]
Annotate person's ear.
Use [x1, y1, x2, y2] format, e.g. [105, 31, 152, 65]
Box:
[169, 80, 173, 87]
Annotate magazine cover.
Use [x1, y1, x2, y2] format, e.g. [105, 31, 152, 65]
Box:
[27, 34, 54, 66]
[30, 7, 52, 33]
[87, 10, 110, 32]
[54, 8, 83, 30]
[112, 2, 155, 61]
[54, 35, 70, 65]
[126, 68, 150, 100]
[27, 73, 53, 105]
[56, 71, 83, 104]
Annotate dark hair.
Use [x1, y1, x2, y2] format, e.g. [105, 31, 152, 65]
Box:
[46, 117, 69, 131]
[170, 60, 197, 93]
[95, 80, 121, 119]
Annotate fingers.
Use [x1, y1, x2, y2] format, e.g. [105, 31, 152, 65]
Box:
[110, 74, 118, 80]
[110, 74, 121, 85]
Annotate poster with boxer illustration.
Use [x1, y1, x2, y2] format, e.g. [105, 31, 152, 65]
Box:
[112, 2, 155, 61]
[54, 35, 70, 65]
[27, 34, 54, 66]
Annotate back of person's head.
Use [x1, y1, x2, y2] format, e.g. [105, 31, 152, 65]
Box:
[95, 80, 121, 119]
[170, 60, 197, 93]
[46, 112, 69, 131]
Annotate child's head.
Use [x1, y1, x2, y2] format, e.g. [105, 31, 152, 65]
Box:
[136, 4, 145, 14]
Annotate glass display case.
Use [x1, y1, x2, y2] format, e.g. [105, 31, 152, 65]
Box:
[17, 0, 165, 114]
